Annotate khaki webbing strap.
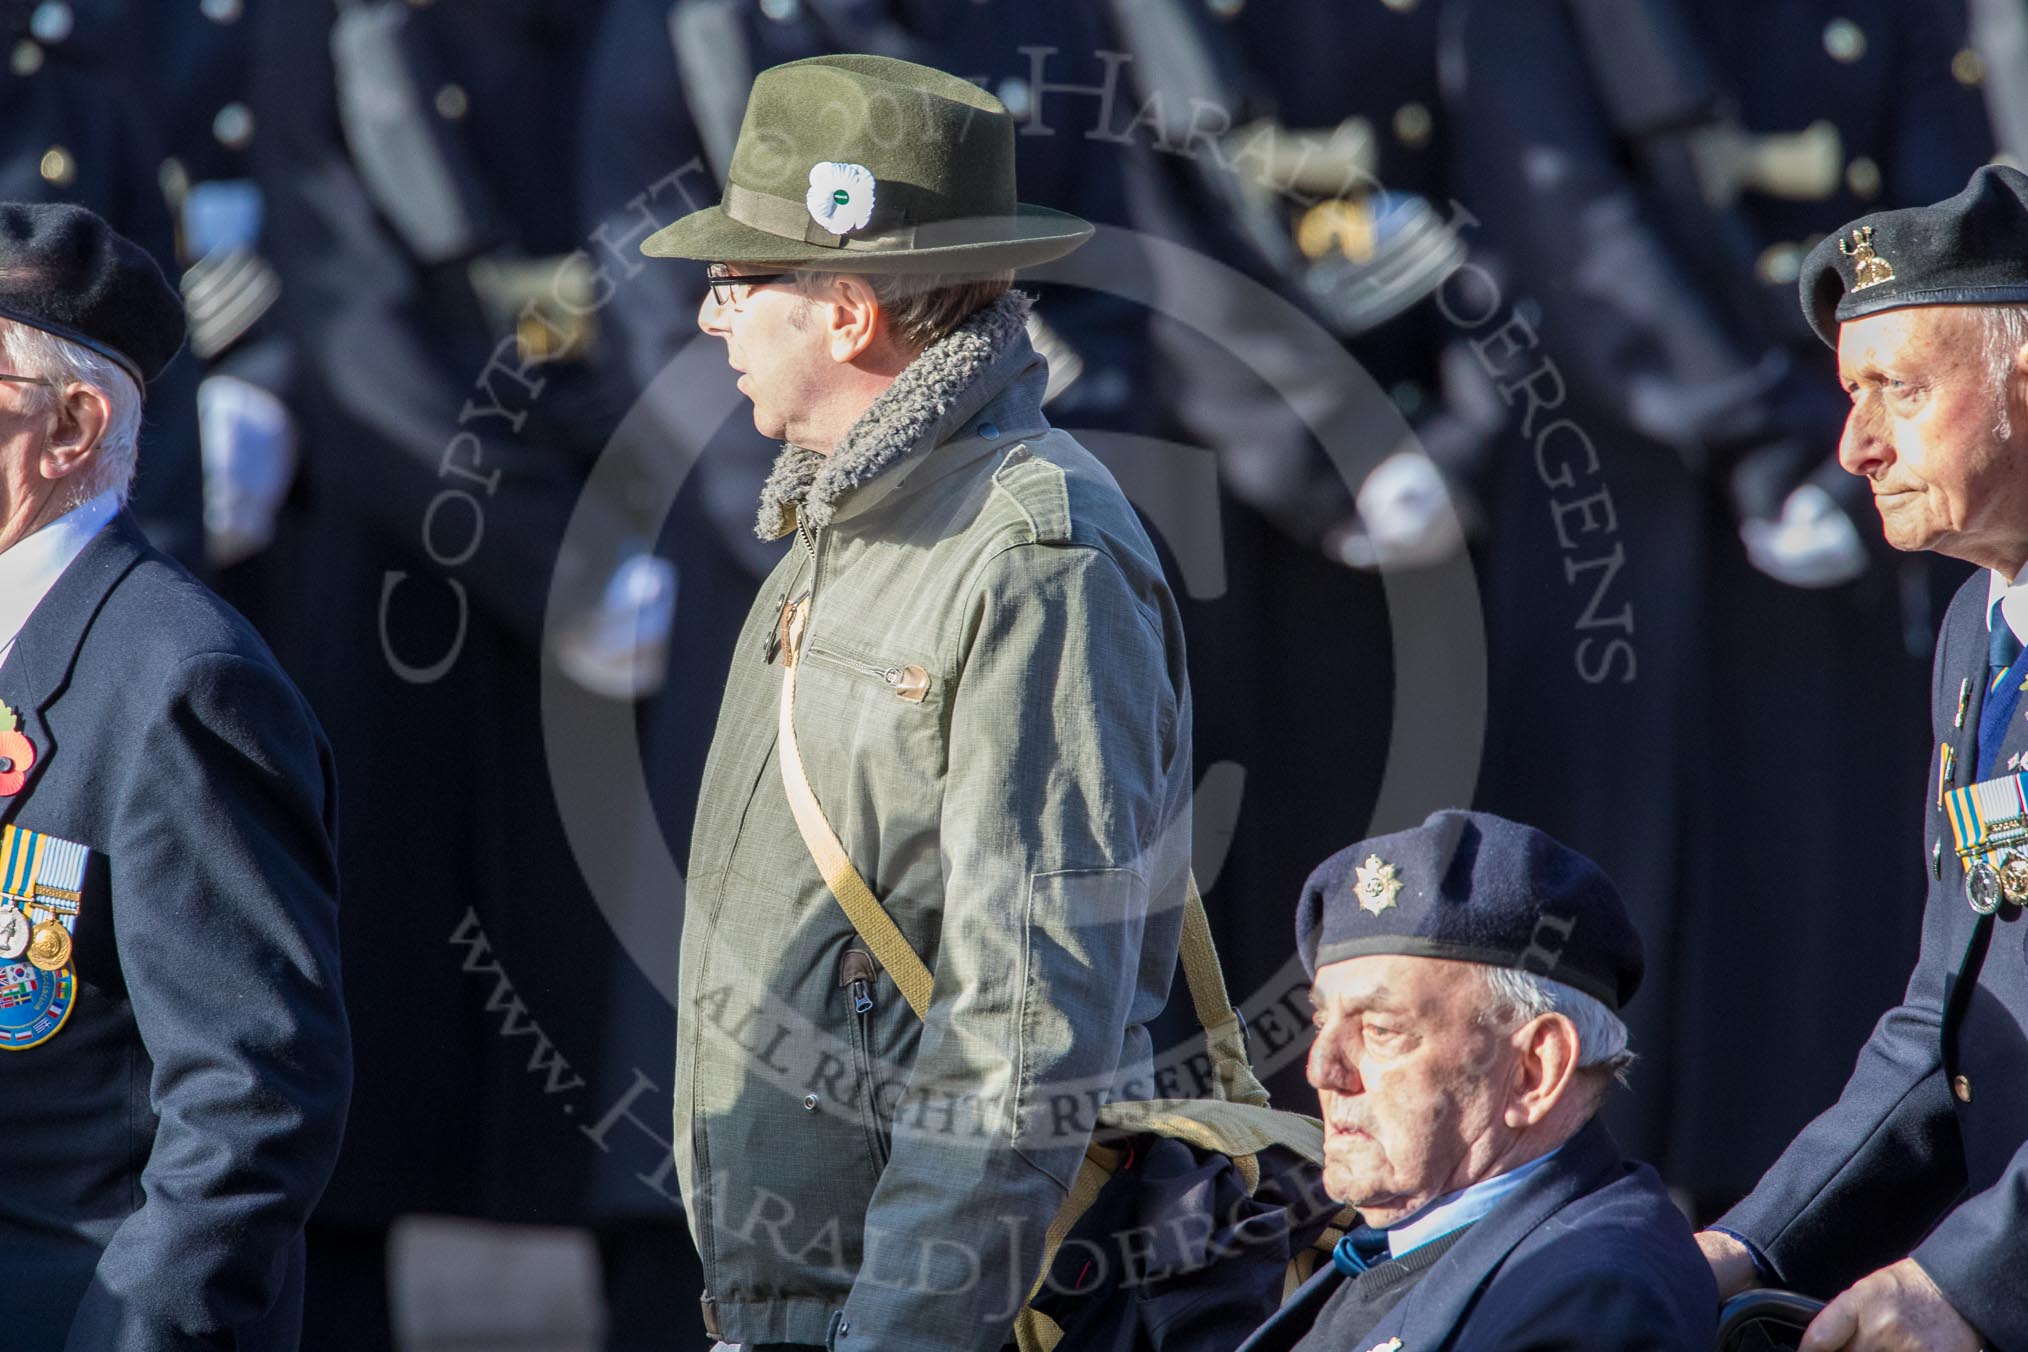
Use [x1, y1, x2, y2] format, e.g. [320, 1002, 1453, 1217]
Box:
[777, 599, 935, 1018]
[1179, 872, 1238, 1033]
[1012, 1307, 1065, 1352]
[1096, 1100, 1326, 1173]
[1023, 1141, 1123, 1307]
[1181, 874, 1272, 1107]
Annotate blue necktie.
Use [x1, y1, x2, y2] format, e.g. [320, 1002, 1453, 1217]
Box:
[1979, 597, 2025, 778]
[1331, 1225, 1393, 1277]
[1991, 598, 2022, 689]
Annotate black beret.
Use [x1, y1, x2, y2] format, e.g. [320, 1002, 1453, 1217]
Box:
[1294, 809, 1644, 1011]
[1800, 164, 2028, 349]
[0, 201, 185, 385]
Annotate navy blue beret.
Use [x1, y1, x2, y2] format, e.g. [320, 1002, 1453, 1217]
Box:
[0, 202, 185, 386]
[1294, 810, 1644, 1011]
[1800, 164, 2028, 349]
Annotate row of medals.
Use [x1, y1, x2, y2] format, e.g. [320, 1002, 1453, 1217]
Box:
[0, 901, 70, 971]
[1966, 845, 2028, 917]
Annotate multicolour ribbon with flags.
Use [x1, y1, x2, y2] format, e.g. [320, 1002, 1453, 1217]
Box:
[0, 823, 89, 1050]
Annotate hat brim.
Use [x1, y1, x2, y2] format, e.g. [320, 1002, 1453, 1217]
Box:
[641, 201, 1093, 273]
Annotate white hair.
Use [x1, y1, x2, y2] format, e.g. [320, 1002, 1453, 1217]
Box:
[1977, 304, 2028, 441]
[1480, 966, 1637, 1088]
[0, 317, 144, 507]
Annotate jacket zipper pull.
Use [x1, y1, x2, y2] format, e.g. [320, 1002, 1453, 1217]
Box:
[762, 591, 787, 663]
[839, 948, 876, 1014]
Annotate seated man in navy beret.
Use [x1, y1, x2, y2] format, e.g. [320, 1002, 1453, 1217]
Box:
[1240, 810, 1714, 1352]
[0, 202, 348, 1350]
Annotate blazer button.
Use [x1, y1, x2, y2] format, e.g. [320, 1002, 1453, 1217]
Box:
[1953, 1074, 1973, 1103]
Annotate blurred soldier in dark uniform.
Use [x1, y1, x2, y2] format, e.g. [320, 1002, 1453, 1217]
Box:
[128, 1, 298, 582]
[251, 1, 697, 1346]
[1077, 0, 1490, 1107]
[1441, 0, 1992, 1200]
[0, 0, 204, 566]
[1208, 0, 1491, 561]
[1968, 0, 2028, 160]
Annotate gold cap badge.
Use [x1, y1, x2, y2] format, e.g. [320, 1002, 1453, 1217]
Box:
[1355, 854, 1403, 916]
[1839, 225, 1896, 290]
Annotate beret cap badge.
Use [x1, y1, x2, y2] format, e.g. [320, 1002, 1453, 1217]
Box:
[1838, 225, 1896, 291]
[1354, 854, 1403, 916]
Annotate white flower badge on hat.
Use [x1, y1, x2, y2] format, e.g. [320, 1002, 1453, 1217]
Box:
[806, 161, 877, 234]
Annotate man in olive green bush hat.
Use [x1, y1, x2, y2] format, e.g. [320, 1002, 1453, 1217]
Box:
[648, 54, 1195, 1352]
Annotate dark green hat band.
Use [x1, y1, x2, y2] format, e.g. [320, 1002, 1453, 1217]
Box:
[722, 181, 922, 253]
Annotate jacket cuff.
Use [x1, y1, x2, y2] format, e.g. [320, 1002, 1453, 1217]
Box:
[1707, 1226, 1783, 1288]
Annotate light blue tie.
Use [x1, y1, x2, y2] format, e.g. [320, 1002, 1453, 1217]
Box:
[1331, 1225, 1393, 1277]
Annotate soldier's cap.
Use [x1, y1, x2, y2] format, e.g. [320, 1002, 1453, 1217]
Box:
[1801, 163, 2028, 348]
[0, 202, 184, 387]
[641, 54, 1091, 274]
[1295, 809, 1644, 1012]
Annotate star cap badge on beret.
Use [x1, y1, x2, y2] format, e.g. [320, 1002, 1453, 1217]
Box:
[640, 53, 1093, 273]
[1294, 809, 1645, 1012]
[0, 201, 185, 387]
[1799, 163, 2028, 348]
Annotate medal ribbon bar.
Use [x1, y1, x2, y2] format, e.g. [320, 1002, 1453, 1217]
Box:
[1946, 773, 2028, 868]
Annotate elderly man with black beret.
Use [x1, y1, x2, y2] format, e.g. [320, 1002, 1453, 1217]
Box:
[1238, 810, 1715, 1352]
[1696, 165, 2028, 1352]
[0, 202, 348, 1351]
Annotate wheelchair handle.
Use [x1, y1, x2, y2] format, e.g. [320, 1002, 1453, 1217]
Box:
[1717, 1289, 1827, 1351]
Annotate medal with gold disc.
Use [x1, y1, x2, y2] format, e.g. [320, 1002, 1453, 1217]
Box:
[0, 822, 90, 1050]
[26, 919, 69, 972]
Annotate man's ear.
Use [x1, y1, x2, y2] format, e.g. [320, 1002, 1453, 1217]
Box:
[1501, 1012, 1581, 1129]
[824, 275, 885, 365]
[38, 381, 112, 483]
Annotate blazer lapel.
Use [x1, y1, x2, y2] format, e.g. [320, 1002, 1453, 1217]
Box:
[1234, 1265, 1344, 1352]
[0, 512, 147, 827]
[1380, 1117, 1624, 1351]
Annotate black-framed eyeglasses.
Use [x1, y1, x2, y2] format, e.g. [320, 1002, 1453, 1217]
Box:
[705, 262, 795, 306]
[0, 374, 52, 389]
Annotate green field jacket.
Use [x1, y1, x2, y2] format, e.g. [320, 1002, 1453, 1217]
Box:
[675, 293, 1194, 1350]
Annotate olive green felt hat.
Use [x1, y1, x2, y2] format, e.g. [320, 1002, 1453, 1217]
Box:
[640, 53, 1092, 273]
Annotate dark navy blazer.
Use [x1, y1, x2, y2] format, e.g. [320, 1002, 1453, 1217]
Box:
[1722, 571, 2028, 1347]
[1238, 1118, 1716, 1352]
[0, 512, 349, 1352]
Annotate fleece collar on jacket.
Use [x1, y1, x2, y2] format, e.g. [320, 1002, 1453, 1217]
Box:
[754, 289, 1036, 540]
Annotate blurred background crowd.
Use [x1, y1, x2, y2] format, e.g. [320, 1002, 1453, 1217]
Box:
[20, 0, 2021, 1344]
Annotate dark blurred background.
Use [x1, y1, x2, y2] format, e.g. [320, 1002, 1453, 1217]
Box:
[37, 0, 2019, 1344]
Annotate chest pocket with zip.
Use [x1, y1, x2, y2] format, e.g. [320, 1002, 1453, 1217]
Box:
[793, 635, 951, 832]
